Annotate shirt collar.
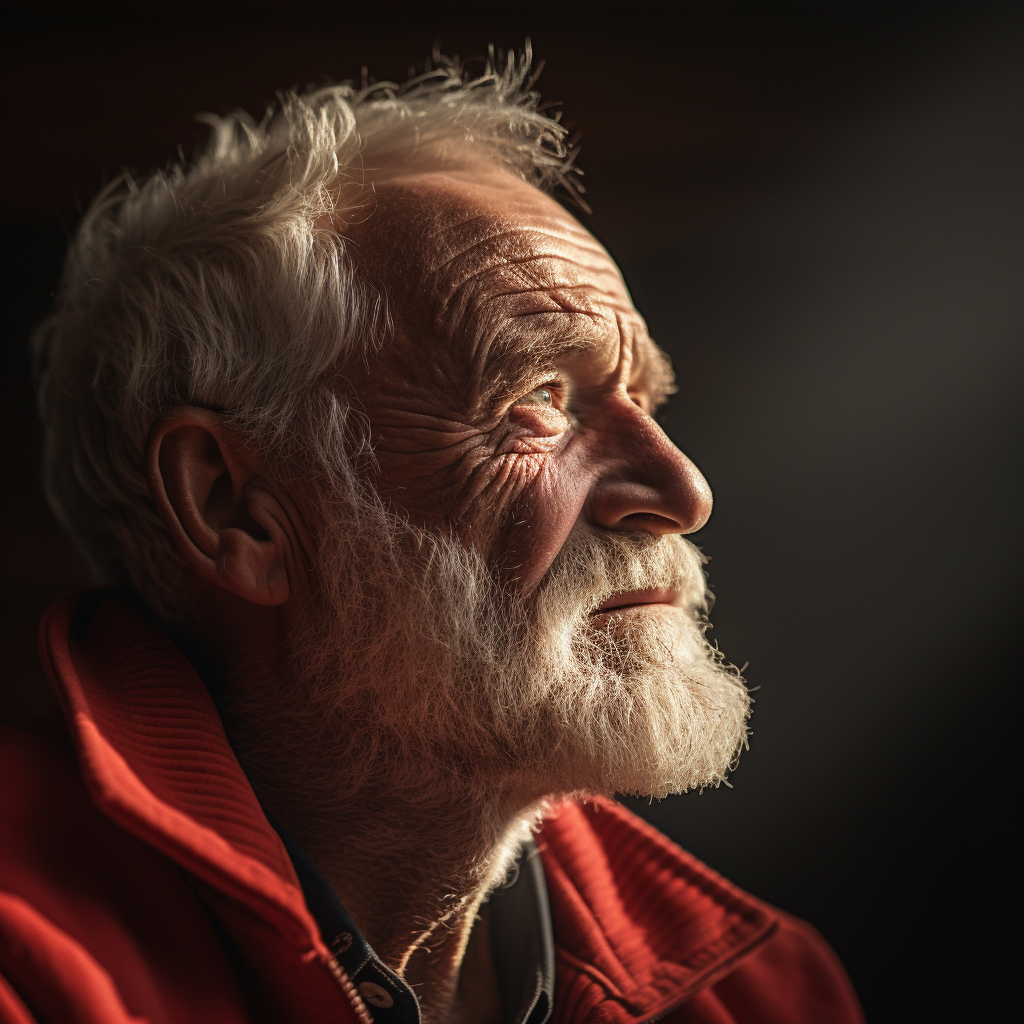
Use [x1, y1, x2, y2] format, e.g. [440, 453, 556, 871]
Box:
[268, 814, 554, 1024]
[489, 840, 556, 1024]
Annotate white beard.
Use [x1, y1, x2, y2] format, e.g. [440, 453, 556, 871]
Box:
[288, 494, 750, 804]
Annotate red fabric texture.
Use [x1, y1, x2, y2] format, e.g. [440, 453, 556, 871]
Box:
[0, 592, 864, 1023]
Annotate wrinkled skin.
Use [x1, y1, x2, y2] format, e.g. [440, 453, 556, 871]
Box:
[342, 167, 712, 592]
[150, 165, 714, 1024]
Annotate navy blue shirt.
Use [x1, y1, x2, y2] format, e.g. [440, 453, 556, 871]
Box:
[268, 818, 555, 1024]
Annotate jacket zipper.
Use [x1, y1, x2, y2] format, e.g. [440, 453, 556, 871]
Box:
[326, 955, 374, 1024]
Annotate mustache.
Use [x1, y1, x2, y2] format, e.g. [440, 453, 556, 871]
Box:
[532, 530, 711, 620]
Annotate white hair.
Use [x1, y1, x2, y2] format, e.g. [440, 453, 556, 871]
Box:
[32, 47, 583, 618]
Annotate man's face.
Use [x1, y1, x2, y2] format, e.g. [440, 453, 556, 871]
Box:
[342, 166, 712, 595]
[279, 166, 748, 805]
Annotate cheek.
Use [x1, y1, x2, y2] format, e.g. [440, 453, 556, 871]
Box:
[482, 447, 595, 593]
[372, 414, 553, 521]
[373, 424, 595, 593]
[371, 428, 496, 523]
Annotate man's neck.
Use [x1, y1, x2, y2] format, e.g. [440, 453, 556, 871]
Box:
[210, 639, 544, 1023]
[260, 767, 539, 1023]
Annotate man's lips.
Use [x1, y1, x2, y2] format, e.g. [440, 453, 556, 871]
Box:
[594, 588, 679, 614]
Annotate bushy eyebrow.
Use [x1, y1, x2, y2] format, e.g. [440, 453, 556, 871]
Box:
[473, 320, 598, 411]
[468, 311, 677, 418]
[633, 342, 677, 412]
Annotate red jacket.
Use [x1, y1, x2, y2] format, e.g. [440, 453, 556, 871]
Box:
[0, 593, 863, 1024]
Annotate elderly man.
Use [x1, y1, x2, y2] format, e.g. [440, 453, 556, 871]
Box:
[0, 54, 862, 1024]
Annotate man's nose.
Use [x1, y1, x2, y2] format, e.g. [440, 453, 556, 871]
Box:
[588, 405, 712, 535]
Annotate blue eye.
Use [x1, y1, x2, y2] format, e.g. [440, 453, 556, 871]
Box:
[525, 384, 558, 406]
[513, 383, 561, 412]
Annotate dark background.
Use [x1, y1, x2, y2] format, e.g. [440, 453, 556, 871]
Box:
[3, 3, 1021, 1019]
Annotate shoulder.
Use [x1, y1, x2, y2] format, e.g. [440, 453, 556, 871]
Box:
[704, 911, 864, 1024]
[539, 798, 863, 1024]
[0, 715, 87, 864]
[0, 721, 136, 1021]
[0, 714, 147, 891]
[0, 721, 245, 1024]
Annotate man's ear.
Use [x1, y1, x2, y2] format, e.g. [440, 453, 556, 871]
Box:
[146, 407, 291, 606]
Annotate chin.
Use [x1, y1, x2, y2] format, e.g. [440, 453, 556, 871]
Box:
[513, 610, 751, 801]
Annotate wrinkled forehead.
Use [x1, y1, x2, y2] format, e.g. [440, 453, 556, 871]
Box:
[353, 170, 632, 319]
[355, 167, 627, 293]
[342, 167, 671, 401]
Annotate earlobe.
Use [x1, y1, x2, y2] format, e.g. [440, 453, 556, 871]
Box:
[146, 408, 291, 606]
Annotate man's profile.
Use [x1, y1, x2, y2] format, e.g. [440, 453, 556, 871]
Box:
[0, 50, 863, 1023]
